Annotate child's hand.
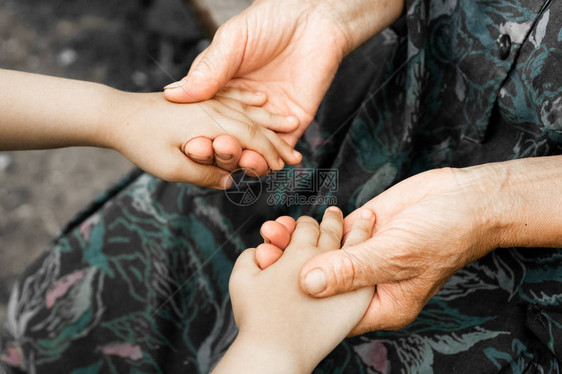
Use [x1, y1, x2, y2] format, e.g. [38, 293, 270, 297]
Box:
[214, 207, 375, 373]
[108, 89, 301, 189]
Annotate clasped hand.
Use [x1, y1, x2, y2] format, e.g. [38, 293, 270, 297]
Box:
[258, 168, 499, 334]
[215, 207, 376, 373]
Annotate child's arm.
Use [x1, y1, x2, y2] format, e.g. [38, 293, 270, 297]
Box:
[0, 69, 301, 188]
[0, 69, 117, 150]
[213, 207, 376, 373]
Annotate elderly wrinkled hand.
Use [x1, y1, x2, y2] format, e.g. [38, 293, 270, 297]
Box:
[258, 167, 501, 334]
[164, 0, 404, 176]
[164, 0, 346, 175]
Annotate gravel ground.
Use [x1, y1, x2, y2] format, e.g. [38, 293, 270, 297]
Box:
[0, 0, 205, 325]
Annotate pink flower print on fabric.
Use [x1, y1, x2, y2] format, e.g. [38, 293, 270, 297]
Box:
[102, 343, 143, 361]
[45, 270, 85, 308]
[79, 214, 101, 241]
[1, 346, 23, 368]
[354, 340, 390, 373]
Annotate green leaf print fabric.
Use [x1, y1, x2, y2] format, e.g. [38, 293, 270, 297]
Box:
[2, 0, 562, 372]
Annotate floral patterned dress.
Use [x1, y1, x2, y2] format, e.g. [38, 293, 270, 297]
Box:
[2, 0, 562, 372]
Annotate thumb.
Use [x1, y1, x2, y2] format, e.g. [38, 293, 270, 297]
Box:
[164, 22, 246, 103]
[299, 241, 394, 297]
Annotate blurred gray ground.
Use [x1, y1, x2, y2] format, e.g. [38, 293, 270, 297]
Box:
[0, 0, 210, 325]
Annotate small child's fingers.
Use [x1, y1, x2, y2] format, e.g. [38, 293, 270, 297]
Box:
[223, 121, 284, 170]
[260, 220, 291, 249]
[341, 208, 362, 242]
[215, 88, 267, 107]
[262, 130, 302, 166]
[170, 150, 233, 189]
[183, 137, 215, 165]
[243, 106, 299, 133]
[342, 209, 376, 248]
[213, 134, 243, 171]
[276, 216, 296, 235]
[317, 207, 344, 251]
[239, 150, 269, 176]
[286, 216, 320, 251]
[255, 243, 284, 270]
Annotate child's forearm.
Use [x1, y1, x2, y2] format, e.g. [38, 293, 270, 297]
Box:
[0, 69, 119, 151]
[212, 335, 306, 374]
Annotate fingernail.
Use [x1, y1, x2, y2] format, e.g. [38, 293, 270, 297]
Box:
[221, 175, 233, 189]
[326, 206, 339, 213]
[187, 153, 212, 162]
[304, 269, 327, 295]
[361, 209, 373, 219]
[163, 81, 183, 90]
[293, 150, 302, 159]
[216, 152, 233, 160]
[256, 91, 265, 96]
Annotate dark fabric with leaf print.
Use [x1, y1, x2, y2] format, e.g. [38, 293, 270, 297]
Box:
[2, 0, 562, 372]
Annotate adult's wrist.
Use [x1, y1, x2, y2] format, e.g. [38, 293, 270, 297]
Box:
[316, 0, 405, 55]
[458, 157, 562, 250]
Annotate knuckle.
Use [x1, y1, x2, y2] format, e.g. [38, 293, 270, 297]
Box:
[214, 24, 229, 40]
[321, 227, 342, 246]
[267, 111, 276, 123]
[244, 122, 258, 139]
[330, 253, 357, 292]
[297, 216, 318, 227]
[197, 58, 214, 74]
[356, 225, 372, 238]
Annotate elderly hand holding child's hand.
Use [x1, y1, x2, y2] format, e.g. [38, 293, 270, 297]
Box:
[109, 88, 301, 189]
[258, 166, 525, 335]
[213, 207, 375, 373]
[165, 0, 404, 175]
